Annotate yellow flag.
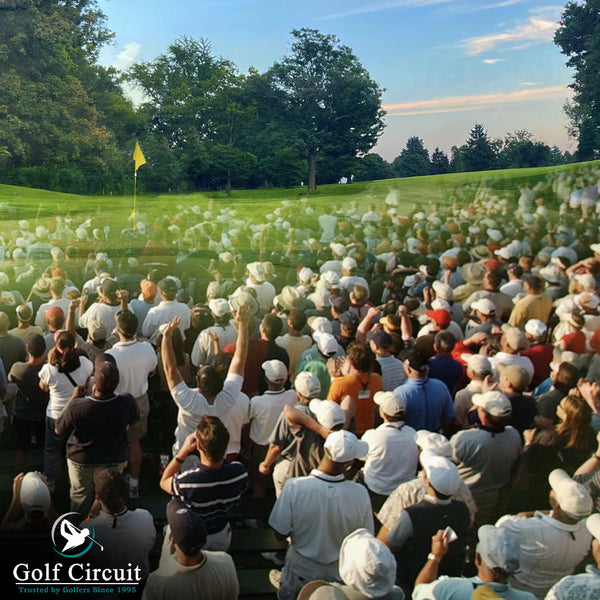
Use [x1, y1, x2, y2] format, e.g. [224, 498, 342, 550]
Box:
[133, 141, 146, 172]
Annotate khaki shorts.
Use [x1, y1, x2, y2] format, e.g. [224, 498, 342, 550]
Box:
[127, 393, 149, 442]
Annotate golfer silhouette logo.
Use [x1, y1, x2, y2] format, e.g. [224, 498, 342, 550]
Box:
[51, 513, 104, 558]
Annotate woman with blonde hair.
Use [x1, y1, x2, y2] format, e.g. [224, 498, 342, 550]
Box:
[509, 394, 596, 512]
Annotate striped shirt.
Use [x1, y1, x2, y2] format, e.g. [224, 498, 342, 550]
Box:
[172, 462, 248, 534]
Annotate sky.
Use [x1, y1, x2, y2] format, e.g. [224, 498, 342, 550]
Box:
[97, 0, 576, 161]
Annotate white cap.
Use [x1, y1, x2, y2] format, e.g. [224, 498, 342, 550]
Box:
[294, 372, 321, 399]
[494, 246, 513, 260]
[324, 430, 369, 463]
[262, 360, 288, 383]
[208, 298, 230, 318]
[471, 298, 495, 316]
[524, 319, 547, 338]
[341, 256, 357, 271]
[477, 525, 521, 575]
[313, 331, 338, 356]
[309, 287, 331, 308]
[309, 400, 345, 429]
[472, 390, 512, 417]
[330, 242, 346, 258]
[339, 529, 397, 598]
[575, 292, 600, 310]
[432, 281, 453, 301]
[586, 513, 600, 542]
[591, 243, 600, 255]
[247, 261, 267, 282]
[420, 449, 461, 496]
[461, 354, 492, 377]
[575, 273, 597, 291]
[298, 267, 314, 283]
[431, 298, 451, 312]
[374, 391, 406, 417]
[19, 472, 51, 515]
[307, 316, 332, 333]
[549, 469, 593, 519]
[414, 431, 453, 458]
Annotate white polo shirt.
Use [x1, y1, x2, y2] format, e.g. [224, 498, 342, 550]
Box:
[361, 422, 419, 496]
[249, 389, 298, 446]
[106, 339, 157, 398]
[268, 469, 373, 564]
[141, 300, 191, 343]
[170, 374, 243, 452]
[496, 512, 592, 599]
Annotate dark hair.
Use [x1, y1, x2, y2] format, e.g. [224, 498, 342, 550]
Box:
[288, 309, 307, 332]
[261, 313, 283, 341]
[554, 362, 580, 394]
[50, 331, 80, 373]
[405, 349, 429, 374]
[213, 352, 233, 379]
[434, 331, 456, 354]
[93, 467, 128, 513]
[25, 333, 46, 359]
[157, 326, 186, 366]
[346, 340, 375, 373]
[196, 416, 229, 462]
[507, 263, 523, 278]
[485, 270, 502, 289]
[117, 310, 138, 339]
[524, 274, 543, 292]
[196, 365, 224, 398]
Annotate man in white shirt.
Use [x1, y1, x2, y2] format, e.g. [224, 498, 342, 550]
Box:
[360, 391, 418, 509]
[107, 310, 157, 497]
[142, 278, 190, 344]
[496, 469, 593, 599]
[268, 430, 373, 600]
[34, 277, 71, 332]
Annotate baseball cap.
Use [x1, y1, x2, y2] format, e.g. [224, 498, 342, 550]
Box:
[524, 319, 547, 338]
[19, 472, 51, 515]
[426, 309, 451, 328]
[586, 513, 600, 542]
[501, 325, 529, 351]
[380, 314, 402, 332]
[307, 316, 333, 333]
[166, 497, 207, 554]
[575, 273, 597, 291]
[88, 320, 107, 342]
[471, 390, 512, 417]
[549, 469, 593, 519]
[477, 525, 521, 575]
[158, 277, 178, 295]
[16, 304, 33, 323]
[374, 391, 405, 417]
[100, 278, 118, 297]
[498, 364, 531, 392]
[295, 372, 321, 399]
[339, 311, 359, 332]
[370, 329, 392, 350]
[324, 430, 369, 463]
[309, 399, 345, 429]
[341, 256, 357, 271]
[330, 295, 350, 313]
[314, 331, 338, 357]
[208, 298, 230, 318]
[262, 359, 288, 383]
[338, 529, 397, 598]
[471, 298, 495, 316]
[461, 354, 491, 377]
[432, 281, 453, 301]
[309, 287, 331, 308]
[420, 449, 461, 496]
[414, 431, 453, 459]
[298, 267, 314, 283]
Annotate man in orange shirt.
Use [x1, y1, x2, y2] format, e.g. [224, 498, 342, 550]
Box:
[328, 341, 383, 435]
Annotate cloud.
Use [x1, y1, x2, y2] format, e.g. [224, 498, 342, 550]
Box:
[482, 58, 505, 64]
[115, 42, 142, 70]
[463, 12, 559, 55]
[383, 85, 569, 116]
[520, 82, 538, 86]
[317, 0, 456, 21]
[460, 0, 524, 13]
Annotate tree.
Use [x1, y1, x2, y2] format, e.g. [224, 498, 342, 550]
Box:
[555, 1, 600, 158]
[267, 28, 385, 191]
[462, 124, 497, 172]
[430, 148, 450, 175]
[354, 153, 393, 182]
[0, 0, 122, 192]
[392, 137, 430, 177]
[449, 146, 464, 172]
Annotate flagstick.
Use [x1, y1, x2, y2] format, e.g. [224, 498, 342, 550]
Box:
[133, 170, 137, 233]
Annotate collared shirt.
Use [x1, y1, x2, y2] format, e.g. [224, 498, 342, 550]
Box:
[545, 565, 600, 600]
[361, 421, 418, 495]
[249, 389, 298, 446]
[142, 300, 191, 344]
[413, 576, 537, 600]
[496, 512, 592, 599]
[107, 339, 157, 397]
[269, 468, 373, 564]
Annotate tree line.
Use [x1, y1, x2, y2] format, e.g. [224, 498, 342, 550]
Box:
[355, 125, 573, 182]
[0, 0, 597, 195]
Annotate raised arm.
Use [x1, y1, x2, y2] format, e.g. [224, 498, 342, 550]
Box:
[229, 305, 251, 378]
[161, 317, 184, 390]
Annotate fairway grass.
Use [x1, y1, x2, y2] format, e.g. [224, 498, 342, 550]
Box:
[0, 160, 598, 257]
